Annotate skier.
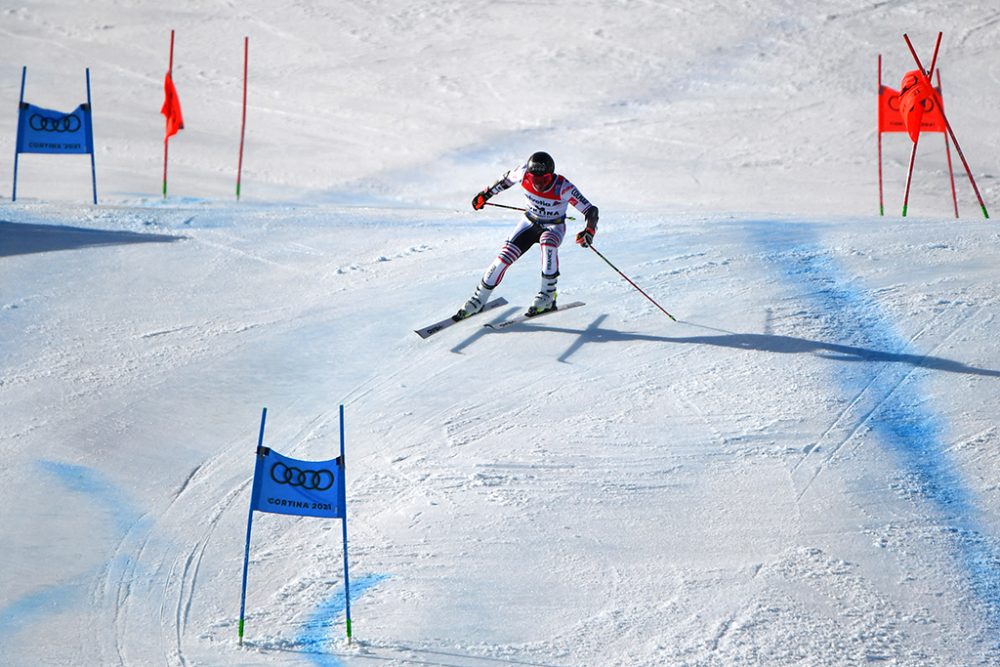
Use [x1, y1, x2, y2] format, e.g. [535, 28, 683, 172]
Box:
[456, 151, 599, 319]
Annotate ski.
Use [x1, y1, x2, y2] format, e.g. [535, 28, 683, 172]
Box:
[414, 297, 509, 339]
[483, 301, 585, 330]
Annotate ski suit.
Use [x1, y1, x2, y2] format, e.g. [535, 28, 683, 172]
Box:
[477, 163, 596, 290]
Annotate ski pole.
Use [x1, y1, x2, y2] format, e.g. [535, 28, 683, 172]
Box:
[484, 202, 576, 221]
[588, 244, 676, 321]
[485, 202, 526, 213]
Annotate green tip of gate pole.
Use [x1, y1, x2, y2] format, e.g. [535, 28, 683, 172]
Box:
[982, 204, 990, 219]
[346, 618, 353, 643]
[238, 619, 244, 646]
[901, 204, 908, 217]
[879, 204, 884, 216]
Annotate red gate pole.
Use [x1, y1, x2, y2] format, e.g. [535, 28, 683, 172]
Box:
[926, 32, 942, 79]
[163, 29, 175, 199]
[937, 70, 959, 218]
[900, 33, 940, 217]
[901, 138, 919, 217]
[904, 33, 990, 219]
[878, 54, 885, 216]
[938, 110, 990, 219]
[237, 36, 249, 200]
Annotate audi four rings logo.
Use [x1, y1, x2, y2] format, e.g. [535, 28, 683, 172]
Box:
[270, 462, 335, 491]
[29, 113, 82, 133]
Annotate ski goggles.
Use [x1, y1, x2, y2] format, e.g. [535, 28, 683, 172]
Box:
[526, 171, 554, 191]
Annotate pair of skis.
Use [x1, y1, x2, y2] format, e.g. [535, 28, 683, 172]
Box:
[414, 298, 585, 339]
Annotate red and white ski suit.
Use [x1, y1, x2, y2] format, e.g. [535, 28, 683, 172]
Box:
[479, 163, 596, 288]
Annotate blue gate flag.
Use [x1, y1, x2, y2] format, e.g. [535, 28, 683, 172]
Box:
[249, 446, 345, 519]
[239, 406, 354, 647]
[12, 66, 99, 205]
[16, 103, 94, 155]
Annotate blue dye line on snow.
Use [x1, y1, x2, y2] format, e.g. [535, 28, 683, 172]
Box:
[748, 220, 1000, 650]
[295, 573, 389, 667]
[0, 583, 82, 649]
[0, 461, 144, 650]
[36, 459, 144, 534]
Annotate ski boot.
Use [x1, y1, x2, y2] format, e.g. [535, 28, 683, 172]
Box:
[454, 281, 494, 320]
[525, 275, 558, 317]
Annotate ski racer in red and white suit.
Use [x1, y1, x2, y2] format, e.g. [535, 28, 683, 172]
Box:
[457, 151, 599, 318]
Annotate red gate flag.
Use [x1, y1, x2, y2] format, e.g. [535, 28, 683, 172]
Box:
[898, 69, 942, 142]
[879, 80, 945, 136]
[161, 72, 184, 140]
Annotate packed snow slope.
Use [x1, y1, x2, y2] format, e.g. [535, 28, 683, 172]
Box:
[2, 2, 1000, 667]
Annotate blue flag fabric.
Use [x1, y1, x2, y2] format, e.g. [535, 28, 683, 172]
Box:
[16, 102, 94, 155]
[249, 447, 345, 519]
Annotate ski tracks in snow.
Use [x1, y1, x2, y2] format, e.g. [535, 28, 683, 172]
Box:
[752, 222, 1000, 660]
[790, 296, 979, 501]
[92, 398, 352, 665]
[91, 454, 241, 666]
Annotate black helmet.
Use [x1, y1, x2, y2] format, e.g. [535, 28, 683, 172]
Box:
[526, 151, 555, 176]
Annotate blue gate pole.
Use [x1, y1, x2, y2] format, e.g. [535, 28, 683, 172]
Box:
[12, 66, 26, 202]
[238, 407, 268, 646]
[86, 68, 97, 205]
[340, 404, 353, 643]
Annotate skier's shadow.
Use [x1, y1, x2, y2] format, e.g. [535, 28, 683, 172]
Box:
[464, 312, 1000, 377]
[449, 306, 521, 354]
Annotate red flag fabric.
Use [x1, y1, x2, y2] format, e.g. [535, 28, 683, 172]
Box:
[161, 72, 184, 141]
[898, 69, 939, 143]
[879, 83, 947, 136]
[878, 86, 905, 134]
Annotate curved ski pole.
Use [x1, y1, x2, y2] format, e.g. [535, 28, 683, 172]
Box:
[587, 245, 676, 321]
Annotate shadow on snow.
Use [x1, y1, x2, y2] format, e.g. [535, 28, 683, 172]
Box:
[0, 220, 183, 258]
[464, 313, 1000, 377]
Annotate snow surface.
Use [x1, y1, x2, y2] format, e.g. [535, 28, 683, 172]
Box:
[2, 1, 1000, 666]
